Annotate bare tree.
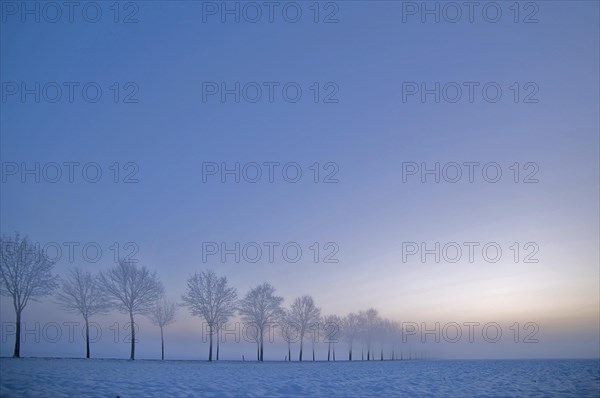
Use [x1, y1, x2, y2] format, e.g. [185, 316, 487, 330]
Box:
[385, 319, 401, 360]
[289, 295, 321, 361]
[342, 312, 360, 361]
[360, 308, 379, 360]
[98, 259, 164, 360]
[376, 317, 389, 361]
[0, 234, 58, 358]
[323, 314, 341, 361]
[148, 299, 176, 360]
[181, 270, 237, 361]
[311, 313, 321, 361]
[55, 268, 108, 359]
[238, 282, 283, 361]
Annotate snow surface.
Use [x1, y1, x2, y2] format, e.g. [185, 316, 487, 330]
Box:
[0, 358, 598, 397]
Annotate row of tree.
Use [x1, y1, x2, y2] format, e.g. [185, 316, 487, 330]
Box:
[1, 233, 409, 361]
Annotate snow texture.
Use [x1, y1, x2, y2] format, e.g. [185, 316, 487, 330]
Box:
[0, 358, 598, 397]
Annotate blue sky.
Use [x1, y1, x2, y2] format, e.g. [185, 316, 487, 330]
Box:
[1, 1, 598, 360]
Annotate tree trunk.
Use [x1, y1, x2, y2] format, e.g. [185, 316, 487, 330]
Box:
[312, 344, 315, 361]
[85, 317, 90, 359]
[381, 349, 383, 361]
[349, 346, 352, 361]
[327, 342, 331, 361]
[257, 342, 260, 361]
[333, 346, 335, 361]
[287, 342, 291, 362]
[160, 326, 164, 360]
[259, 330, 264, 362]
[299, 334, 304, 361]
[13, 309, 21, 358]
[129, 311, 135, 360]
[216, 336, 220, 361]
[208, 324, 213, 361]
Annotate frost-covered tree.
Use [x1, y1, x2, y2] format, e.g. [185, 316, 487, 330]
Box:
[55, 268, 108, 358]
[0, 234, 58, 358]
[359, 308, 379, 360]
[376, 317, 390, 360]
[98, 259, 164, 360]
[289, 295, 321, 361]
[148, 299, 176, 360]
[238, 283, 283, 361]
[311, 313, 321, 361]
[342, 312, 360, 361]
[323, 314, 341, 361]
[181, 270, 237, 361]
[386, 320, 401, 360]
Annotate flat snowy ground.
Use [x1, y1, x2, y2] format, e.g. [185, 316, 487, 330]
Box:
[0, 358, 598, 397]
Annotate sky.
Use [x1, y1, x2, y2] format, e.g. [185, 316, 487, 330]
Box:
[0, 0, 599, 360]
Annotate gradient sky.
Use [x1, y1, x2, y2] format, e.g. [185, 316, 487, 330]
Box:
[1, 1, 598, 360]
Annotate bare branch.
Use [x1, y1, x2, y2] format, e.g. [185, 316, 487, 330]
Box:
[149, 299, 177, 328]
[55, 268, 108, 320]
[97, 259, 164, 316]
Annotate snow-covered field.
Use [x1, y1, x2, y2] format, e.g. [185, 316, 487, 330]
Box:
[0, 358, 598, 397]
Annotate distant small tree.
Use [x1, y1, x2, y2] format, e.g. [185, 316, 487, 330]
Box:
[181, 270, 237, 361]
[148, 299, 176, 360]
[376, 318, 389, 361]
[323, 314, 341, 361]
[55, 268, 108, 358]
[238, 283, 283, 361]
[289, 295, 321, 361]
[342, 312, 360, 361]
[360, 308, 379, 360]
[387, 320, 401, 360]
[0, 234, 58, 358]
[98, 259, 164, 360]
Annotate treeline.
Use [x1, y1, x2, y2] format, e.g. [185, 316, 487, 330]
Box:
[1, 233, 411, 361]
